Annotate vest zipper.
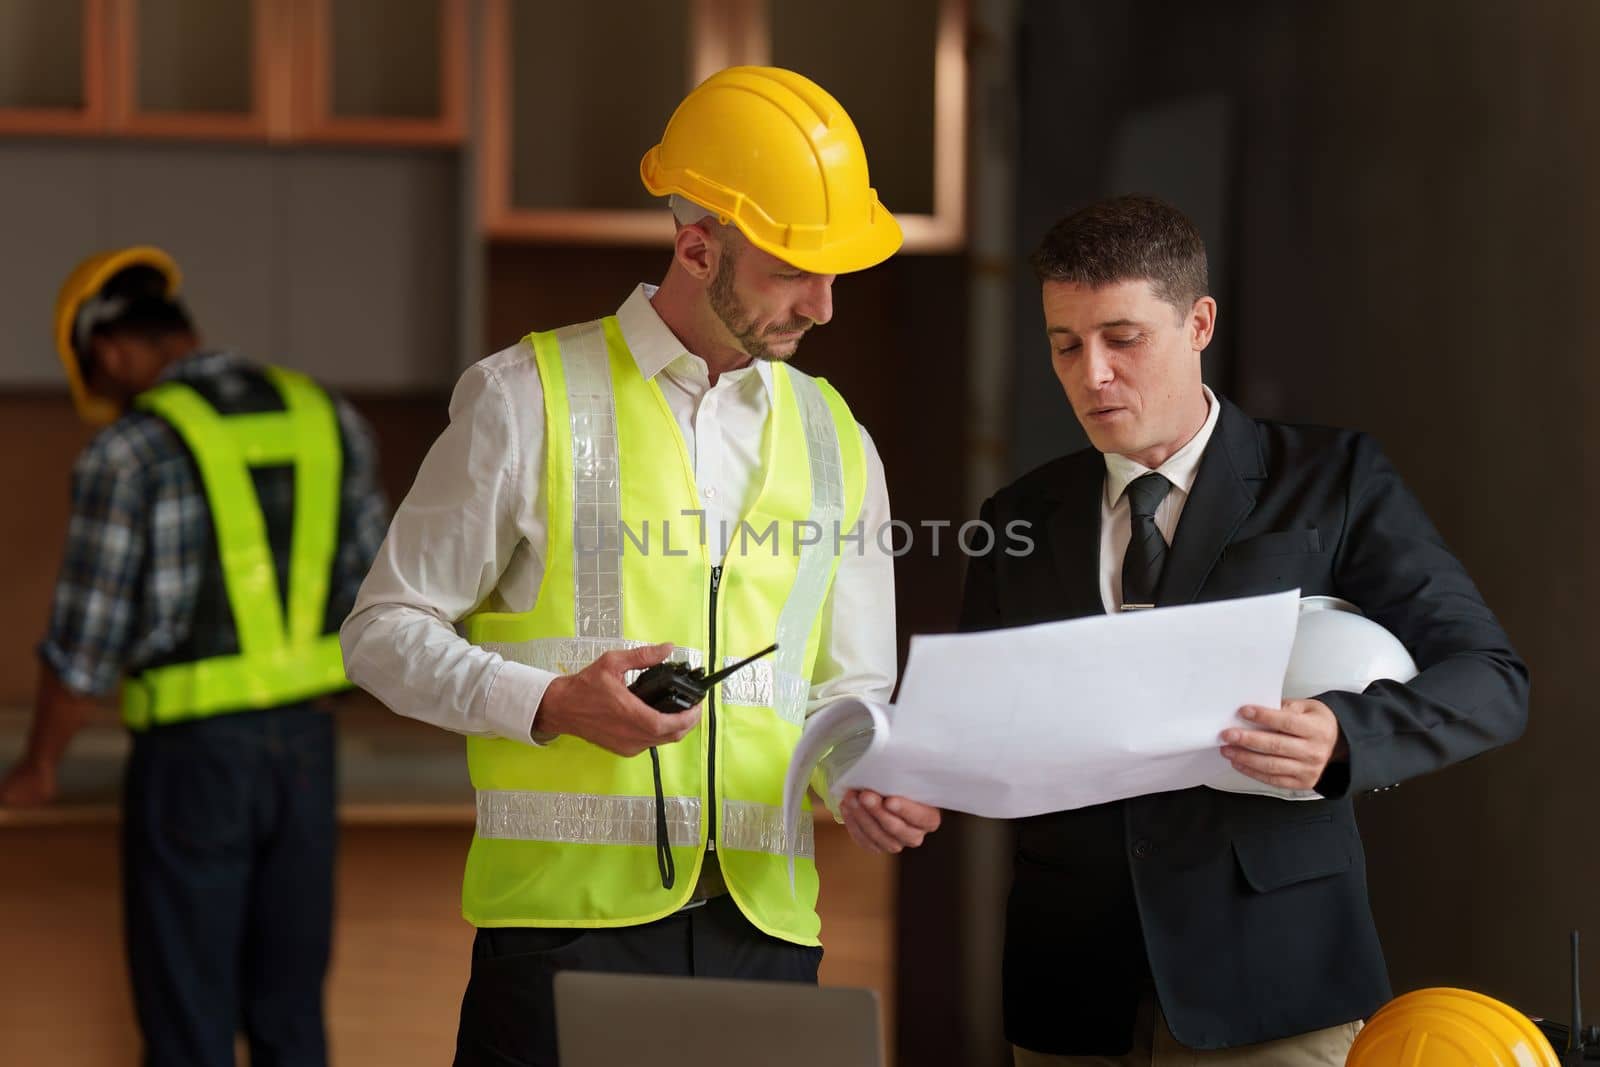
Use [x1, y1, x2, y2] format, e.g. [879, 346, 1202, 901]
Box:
[706, 564, 722, 852]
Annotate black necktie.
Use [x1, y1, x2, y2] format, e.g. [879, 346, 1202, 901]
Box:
[1121, 472, 1172, 609]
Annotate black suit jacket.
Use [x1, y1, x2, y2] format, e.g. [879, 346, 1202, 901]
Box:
[958, 397, 1528, 1055]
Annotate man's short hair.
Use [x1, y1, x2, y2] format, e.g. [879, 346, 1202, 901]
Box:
[1029, 195, 1209, 311]
[82, 264, 194, 355]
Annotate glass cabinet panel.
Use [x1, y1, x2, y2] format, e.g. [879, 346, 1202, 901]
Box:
[134, 0, 255, 115]
[769, 0, 939, 217]
[507, 0, 692, 214]
[0, 2, 87, 110]
[0, 0, 105, 133]
[329, 0, 441, 120]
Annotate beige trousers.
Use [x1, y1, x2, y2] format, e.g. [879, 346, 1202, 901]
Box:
[1012, 992, 1360, 1067]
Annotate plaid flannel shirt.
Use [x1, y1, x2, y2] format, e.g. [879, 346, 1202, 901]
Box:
[40, 351, 389, 696]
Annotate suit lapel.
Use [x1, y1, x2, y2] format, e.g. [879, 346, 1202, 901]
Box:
[1156, 397, 1265, 606]
[1046, 451, 1110, 619]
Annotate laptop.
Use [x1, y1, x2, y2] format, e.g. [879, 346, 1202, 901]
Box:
[555, 971, 884, 1067]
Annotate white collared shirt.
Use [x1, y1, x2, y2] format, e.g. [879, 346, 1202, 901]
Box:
[1099, 386, 1221, 612]
[341, 285, 897, 742]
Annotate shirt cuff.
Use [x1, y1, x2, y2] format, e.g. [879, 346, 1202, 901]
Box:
[1312, 689, 1361, 798]
[483, 659, 559, 746]
[36, 642, 117, 698]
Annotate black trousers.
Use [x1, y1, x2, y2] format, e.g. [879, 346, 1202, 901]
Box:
[453, 894, 824, 1067]
[122, 705, 337, 1067]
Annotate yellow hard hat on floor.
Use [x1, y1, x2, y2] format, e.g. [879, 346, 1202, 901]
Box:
[640, 66, 902, 275]
[1346, 987, 1561, 1066]
[54, 246, 182, 426]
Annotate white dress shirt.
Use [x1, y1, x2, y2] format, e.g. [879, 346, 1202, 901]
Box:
[1099, 386, 1221, 613]
[341, 285, 897, 743]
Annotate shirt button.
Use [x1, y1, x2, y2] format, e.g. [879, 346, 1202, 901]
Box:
[1132, 839, 1154, 859]
[704, 487, 716, 499]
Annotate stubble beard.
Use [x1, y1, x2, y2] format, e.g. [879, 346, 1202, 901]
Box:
[707, 246, 809, 364]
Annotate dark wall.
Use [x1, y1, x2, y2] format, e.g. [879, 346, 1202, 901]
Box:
[1224, 0, 1598, 1018]
[1005, 0, 1598, 1041]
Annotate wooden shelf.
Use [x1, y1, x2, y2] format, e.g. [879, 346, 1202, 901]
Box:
[481, 0, 968, 254]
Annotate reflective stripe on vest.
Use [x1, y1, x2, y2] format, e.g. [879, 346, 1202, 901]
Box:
[459, 317, 866, 944]
[124, 367, 349, 728]
[474, 790, 815, 859]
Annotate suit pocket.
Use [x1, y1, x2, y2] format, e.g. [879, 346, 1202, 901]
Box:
[1225, 528, 1323, 560]
[1232, 815, 1352, 892]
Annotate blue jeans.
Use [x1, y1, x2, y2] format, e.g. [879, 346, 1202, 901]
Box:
[122, 705, 337, 1067]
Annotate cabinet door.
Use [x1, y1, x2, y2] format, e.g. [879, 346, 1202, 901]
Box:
[766, 0, 966, 251]
[480, 0, 698, 243]
[295, 0, 466, 145]
[109, 0, 288, 139]
[0, 0, 108, 134]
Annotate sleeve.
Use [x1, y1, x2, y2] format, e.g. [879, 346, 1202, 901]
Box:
[38, 438, 155, 697]
[339, 358, 558, 743]
[807, 424, 898, 812]
[1314, 434, 1529, 798]
[329, 394, 390, 624]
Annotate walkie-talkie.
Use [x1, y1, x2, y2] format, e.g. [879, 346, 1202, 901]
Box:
[632, 642, 778, 893]
[629, 643, 779, 712]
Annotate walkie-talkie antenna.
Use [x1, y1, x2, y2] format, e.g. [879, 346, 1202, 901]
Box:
[701, 643, 779, 687]
[1571, 930, 1584, 1057]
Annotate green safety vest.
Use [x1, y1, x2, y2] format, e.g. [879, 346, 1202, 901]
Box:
[461, 317, 868, 945]
[123, 366, 350, 730]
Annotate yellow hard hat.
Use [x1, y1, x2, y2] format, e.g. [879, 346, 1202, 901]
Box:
[54, 246, 182, 426]
[1346, 987, 1561, 1067]
[640, 66, 903, 275]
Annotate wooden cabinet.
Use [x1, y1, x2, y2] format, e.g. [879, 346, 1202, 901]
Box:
[481, 0, 967, 251]
[0, 0, 109, 134]
[0, 0, 465, 145]
[1, 2, 968, 249]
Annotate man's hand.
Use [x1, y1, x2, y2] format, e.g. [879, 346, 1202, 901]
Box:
[534, 643, 703, 757]
[0, 760, 58, 807]
[1220, 698, 1347, 792]
[2, 664, 96, 808]
[839, 789, 942, 854]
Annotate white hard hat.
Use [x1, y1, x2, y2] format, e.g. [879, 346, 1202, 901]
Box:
[1210, 596, 1419, 802]
[1284, 596, 1418, 700]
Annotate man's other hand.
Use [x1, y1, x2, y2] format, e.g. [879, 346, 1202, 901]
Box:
[0, 760, 58, 807]
[1220, 698, 1347, 792]
[839, 789, 942, 854]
